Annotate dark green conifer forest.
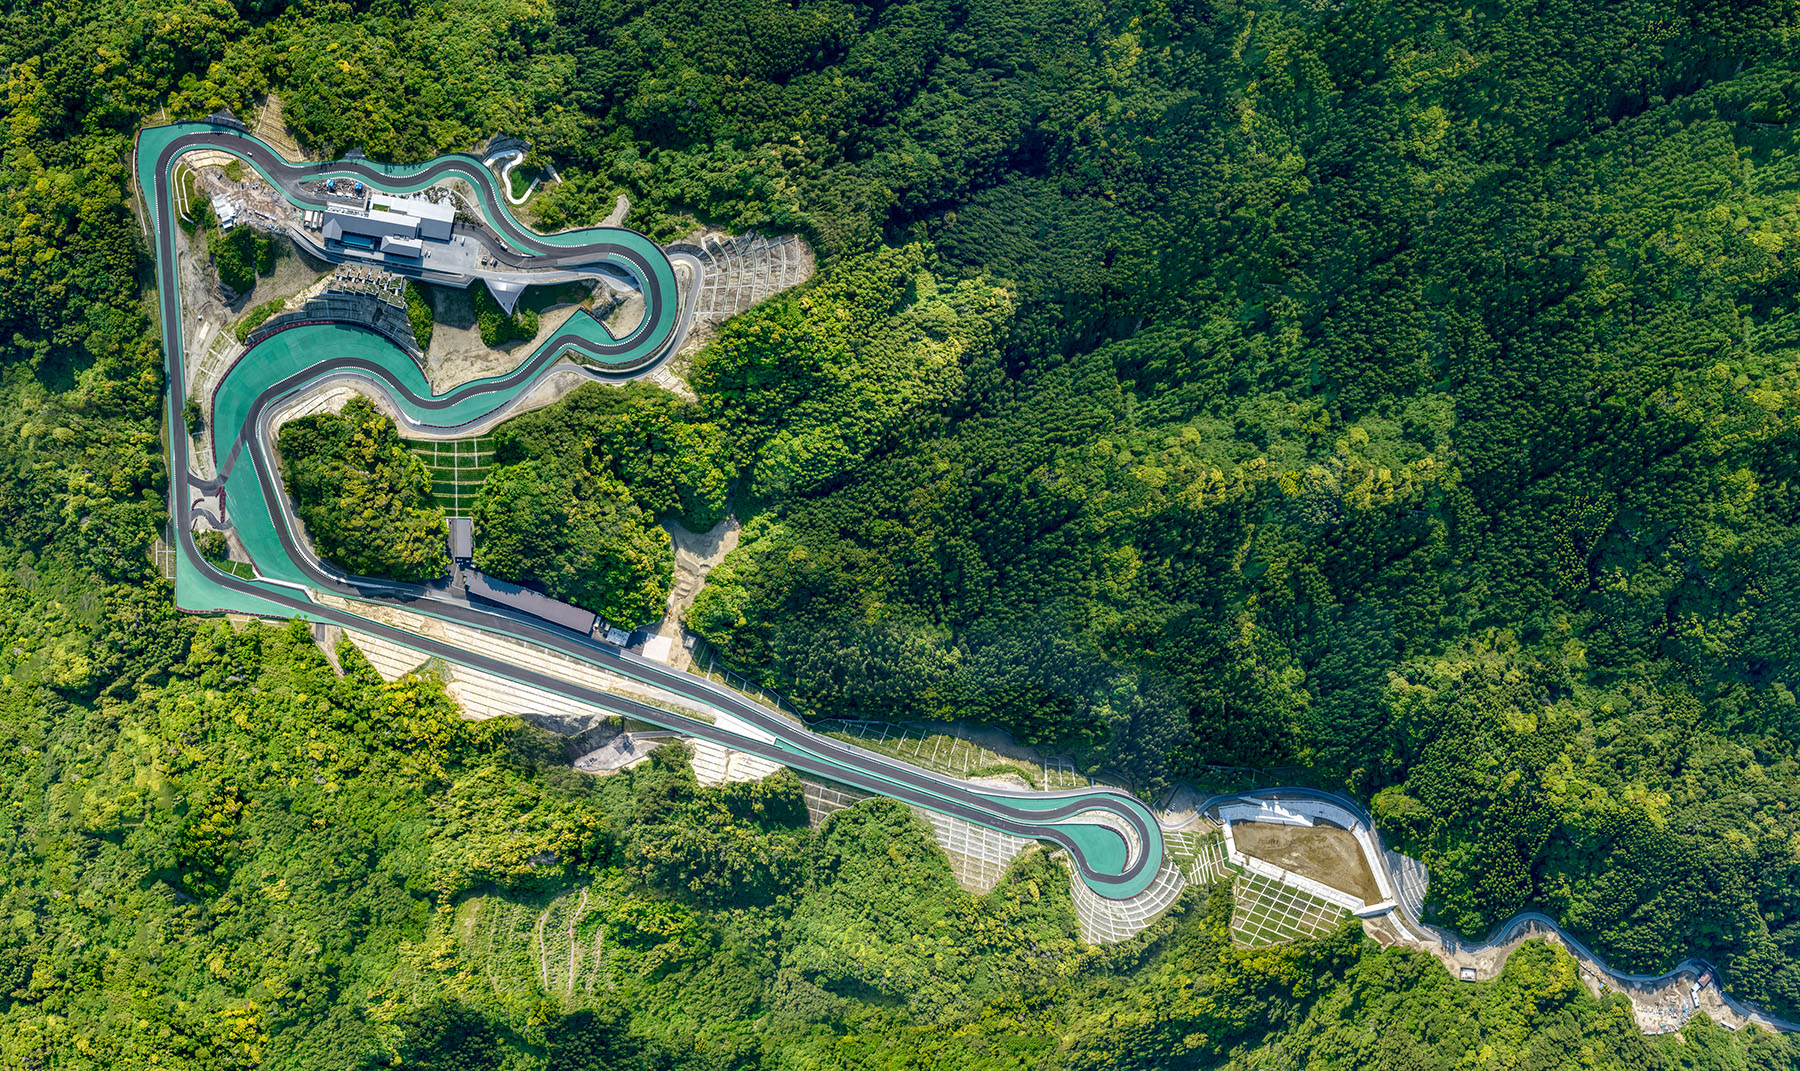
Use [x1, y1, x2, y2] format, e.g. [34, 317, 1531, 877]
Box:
[9, 0, 1800, 1065]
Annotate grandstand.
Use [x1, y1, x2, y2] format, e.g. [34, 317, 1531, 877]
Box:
[242, 289, 421, 360]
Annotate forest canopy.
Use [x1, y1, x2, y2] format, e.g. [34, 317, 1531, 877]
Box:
[0, 618, 1786, 1069]
[277, 396, 450, 582]
[471, 457, 674, 627]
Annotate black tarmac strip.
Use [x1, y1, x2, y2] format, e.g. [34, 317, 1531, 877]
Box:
[145, 124, 1159, 897]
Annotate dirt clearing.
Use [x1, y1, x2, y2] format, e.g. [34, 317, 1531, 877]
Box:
[1232, 820, 1381, 903]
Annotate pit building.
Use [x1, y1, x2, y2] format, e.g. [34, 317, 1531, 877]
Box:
[321, 193, 456, 260]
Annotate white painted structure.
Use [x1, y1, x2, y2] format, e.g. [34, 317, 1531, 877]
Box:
[368, 192, 455, 240]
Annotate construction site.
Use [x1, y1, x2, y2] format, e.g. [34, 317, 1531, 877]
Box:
[663, 231, 813, 358]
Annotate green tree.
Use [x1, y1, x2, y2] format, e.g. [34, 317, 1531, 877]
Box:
[469, 279, 538, 347]
[491, 381, 733, 530]
[210, 224, 272, 295]
[277, 396, 449, 581]
[195, 529, 229, 562]
[233, 296, 285, 342]
[405, 281, 435, 350]
[544, 1008, 648, 1071]
[472, 459, 672, 626]
[394, 1001, 501, 1071]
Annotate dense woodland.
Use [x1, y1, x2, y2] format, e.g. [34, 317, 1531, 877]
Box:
[471, 457, 672, 625]
[0, 620, 1789, 1069]
[277, 397, 451, 582]
[7, 0, 1800, 1064]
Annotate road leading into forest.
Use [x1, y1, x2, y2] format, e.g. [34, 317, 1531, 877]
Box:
[137, 120, 1168, 900]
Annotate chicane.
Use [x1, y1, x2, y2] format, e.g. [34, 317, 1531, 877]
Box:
[139, 122, 1166, 899]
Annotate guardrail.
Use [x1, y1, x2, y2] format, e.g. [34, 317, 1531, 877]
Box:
[690, 645, 807, 724]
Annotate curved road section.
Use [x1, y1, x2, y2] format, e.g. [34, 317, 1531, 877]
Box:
[138, 120, 1167, 900]
[1200, 788, 1800, 1033]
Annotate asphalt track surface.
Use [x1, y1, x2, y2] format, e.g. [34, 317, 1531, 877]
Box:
[140, 121, 1167, 899]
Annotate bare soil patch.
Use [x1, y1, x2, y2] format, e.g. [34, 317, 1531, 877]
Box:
[1233, 820, 1381, 903]
[649, 516, 741, 669]
[233, 239, 330, 315]
[421, 283, 595, 392]
[249, 94, 312, 162]
[605, 291, 645, 338]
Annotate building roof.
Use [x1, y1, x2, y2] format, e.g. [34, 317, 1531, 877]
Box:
[447, 517, 472, 560]
[323, 206, 419, 242]
[369, 192, 455, 224]
[380, 235, 424, 257]
[486, 277, 527, 314]
[464, 569, 595, 634]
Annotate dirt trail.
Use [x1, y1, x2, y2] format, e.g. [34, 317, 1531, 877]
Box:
[650, 516, 741, 669]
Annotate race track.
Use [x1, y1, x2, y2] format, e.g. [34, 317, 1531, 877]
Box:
[138, 120, 1168, 900]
